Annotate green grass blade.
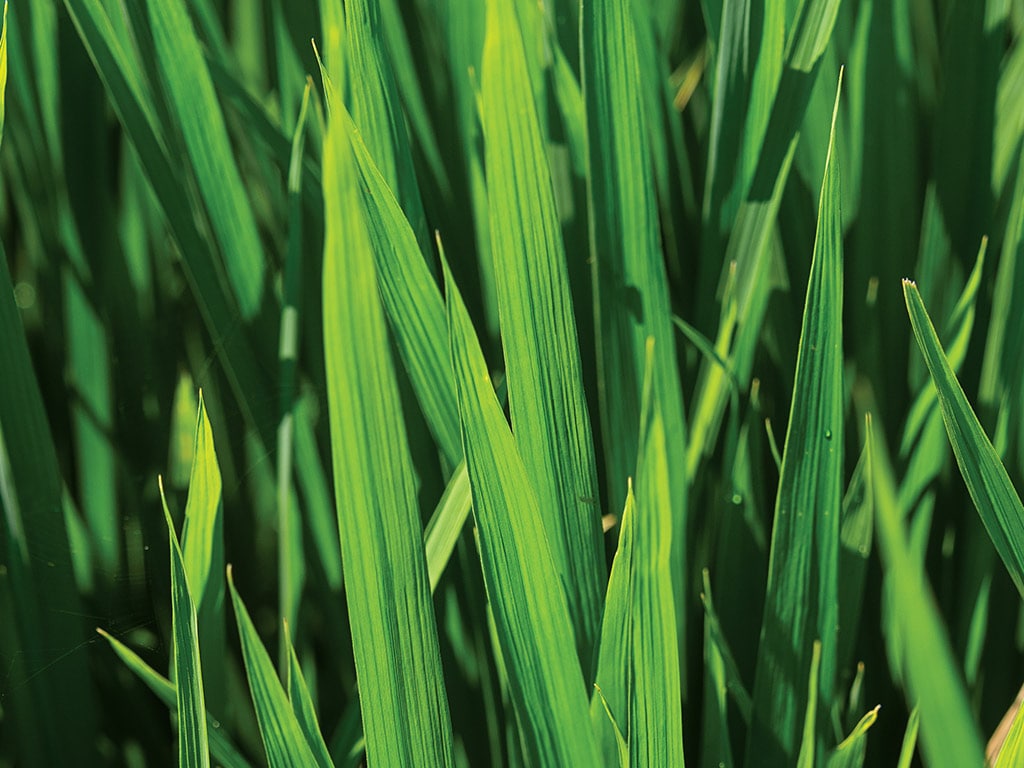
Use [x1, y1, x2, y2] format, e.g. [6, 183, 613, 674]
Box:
[746, 72, 844, 768]
[870, 415, 986, 768]
[180, 391, 226, 715]
[903, 280, 1024, 597]
[838, 435, 873, 670]
[481, 0, 604, 671]
[322, 72, 455, 767]
[826, 706, 879, 768]
[227, 569, 321, 767]
[283, 623, 334, 768]
[629, 346, 686, 767]
[993, 690, 1024, 768]
[896, 708, 920, 768]
[796, 641, 822, 768]
[582, 0, 689, 670]
[424, 462, 471, 591]
[96, 630, 252, 768]
[444, 259, 601, 767]
[159, 478, 210, 768]
[147, 0, 265, 318]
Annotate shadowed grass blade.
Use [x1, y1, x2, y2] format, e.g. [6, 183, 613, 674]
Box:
[321, 72, 455, 767]
[159, 478, 209, 768]
[147, 0, 265, 318]
[481, 0, 603, 672]
[903, 280, 1024, 597]
[746, 71, 844, 768]
[444, 259, 601, 767]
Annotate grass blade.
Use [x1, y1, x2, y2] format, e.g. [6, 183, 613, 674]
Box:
[903, 280, 1024, 597]
[444, 259, 601, 767]
[481, 0, 604, 672]
[321, 72, 455, 767]
[826, 706, 879, 768]
[159, 478, 209, 768]
[147, 0, 265, 318]
[283, 622, 334, 768]
[746, 71, 844, 768]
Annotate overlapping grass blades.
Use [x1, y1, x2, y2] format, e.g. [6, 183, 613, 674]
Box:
[480, 0, 604, 671]
[444, 259, 601, 767]
[147, 0, 265, 318]
[582, 0, 689, 668]
[321, 65, 455, 768]
[159, 478, 210, 767]
[746, 71, 844, 768]
[903, 280, 1024, 597]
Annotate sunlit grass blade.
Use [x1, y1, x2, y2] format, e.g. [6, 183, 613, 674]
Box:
[147, 0, 265, 318]
[746, 72, 844, 768]
[179, 391, 226, 714]
[424, 462, 471, 591]
[321, 72, 455, 767]
[903, 280, 1024, 597]
[159, 477, 209, 768]
[444, 260, 601, 767]
[226, 568, 322, 767]
[870, 414, 985, 767]
[582, 0, 688, 671]
[992, 686, 1024, 767]
[826, 706, 879, 768]
[482, 0, 604, 672]
[96, 629, 252, 768]
[283, 622, 334, 768]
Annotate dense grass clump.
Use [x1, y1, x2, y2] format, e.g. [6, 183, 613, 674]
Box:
[2, 0, 1024, 766]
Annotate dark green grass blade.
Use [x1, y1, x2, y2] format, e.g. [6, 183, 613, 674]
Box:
[870, 416, 986, 767]
[796, 641, 822, 768]
[481, 0, 604, 672]
[321, 73, 455, 768]
[903, 280, 1024, 598]
[147, 0, 265, 318]
[582, 0, 689, 670]
[97, 630, 252, 768]
[227, 569, 322, 767]
[746, 72, 844, 768]
[159, 479, 209, 768]
[444, 260, 601, 768]
[0, 247, 95, 766]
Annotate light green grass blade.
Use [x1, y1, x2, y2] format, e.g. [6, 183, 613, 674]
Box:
[179, 391, 226, 715]
[896, 708, 920, 768]
[346, 0, 431, 254]
[322, 72, 455, 768]
[796, 641, 822, 768]
[825, 706, 879, 768]
[283, 623, 334, 768]
[870, 414, 986, 768]
[444, 260, 601, 768]
[629, 347, 686, 767]
[227, 568, 321, 767]
[481, 0, 604, 672]
[425, 462, 471, 591]
[582, 0, 688, 669]
[344, 110, 460, 466]
[147, 0, 265, 318]
[746, 72, 844, 768]
[699, 571, 741, 768]
[0, 1, 7, 144]
[159, 478, 209, 768]
[293, 394, 342, 590]
[903, 280, 1024, 597]
[96, 629, 252, 768]
[993, 693, 1024, 768]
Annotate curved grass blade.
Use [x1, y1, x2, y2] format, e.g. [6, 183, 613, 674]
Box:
[870, 414, 986, 767]
[159, 477, 209, 768]
[826, 706, 879, 768]
[322, 73, 455, 768]
[992, 685, 1024, 767]
[147, 0, 265, 318]
[481, 0, 603, 672]
[444, 260, 601, 768]
[96, 629, 251, 768]
[903, 280, 1024, 597]
[227, 568, 321, 767]
[746, 72, 844, 768]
